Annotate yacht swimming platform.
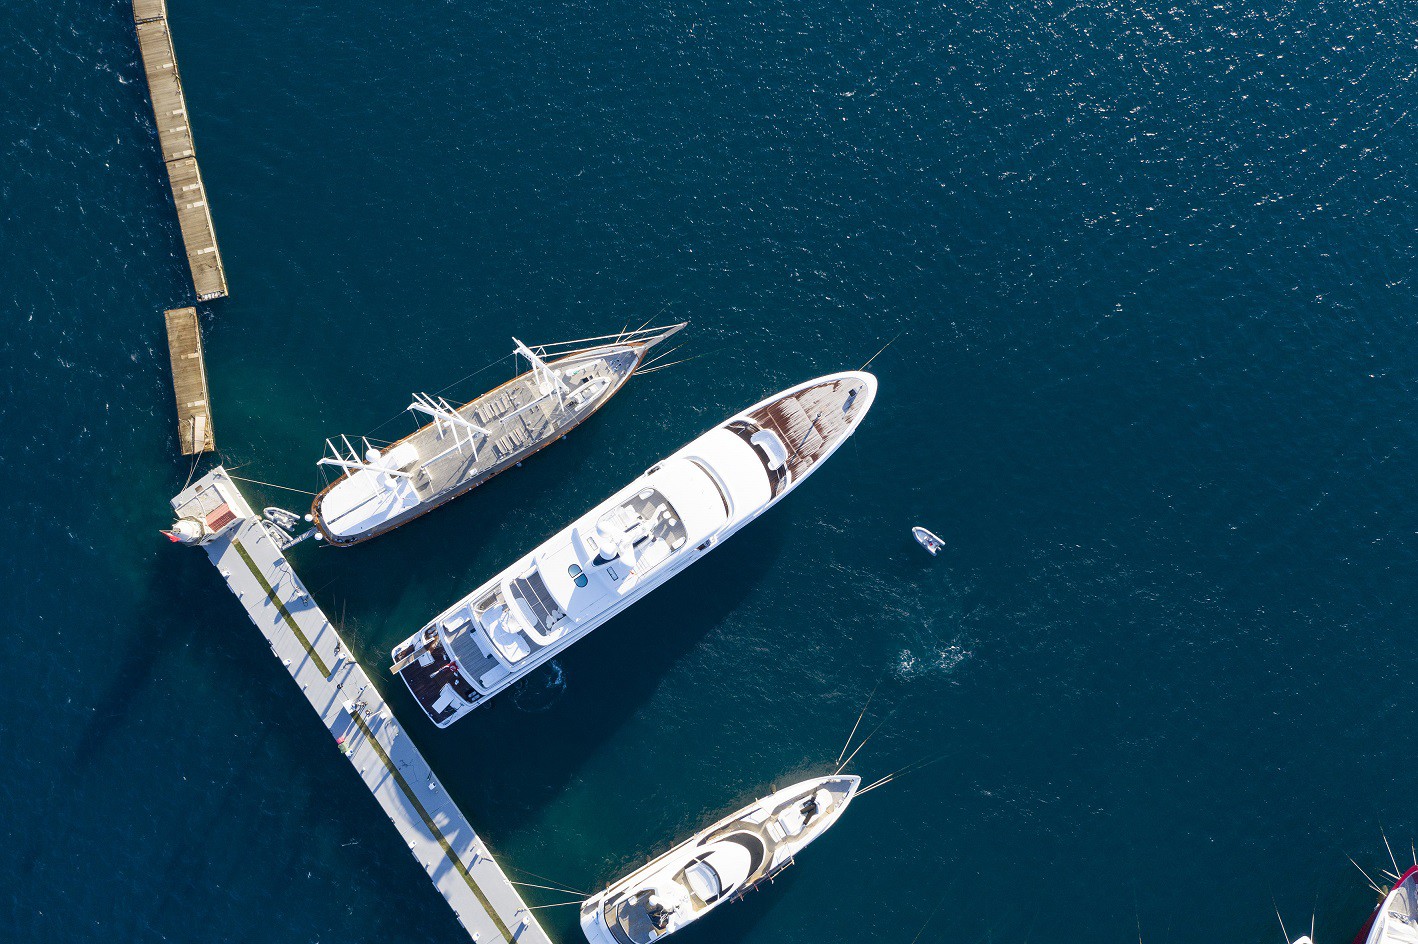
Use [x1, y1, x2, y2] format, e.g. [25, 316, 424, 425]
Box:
[163, 307, 214, 455]
[131, 0, 227, 300]
[169, 467, 550, 944]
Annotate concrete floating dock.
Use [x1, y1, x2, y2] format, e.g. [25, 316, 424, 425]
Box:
[163, 307, 214, 455]
[132, 0, 228, 301]
[170, 468, 552, 944]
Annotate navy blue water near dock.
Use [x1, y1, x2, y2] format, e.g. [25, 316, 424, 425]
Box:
[3, 1, 1415, 942]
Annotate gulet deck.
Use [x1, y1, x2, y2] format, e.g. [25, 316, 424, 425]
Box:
[315, 345, 640, 543]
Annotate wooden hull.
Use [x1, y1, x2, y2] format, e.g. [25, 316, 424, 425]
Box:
[310, 342, 652, 547]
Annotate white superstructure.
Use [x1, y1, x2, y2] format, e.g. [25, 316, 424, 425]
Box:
[391, 371, 877, 727]
[312, 325, 683, 546]
[580, 776, 859, 944]
[1361, 867, 1418, 944]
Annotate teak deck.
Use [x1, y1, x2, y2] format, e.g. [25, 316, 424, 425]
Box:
[164, 307, 214, 455]
[132, 0, 227, 301]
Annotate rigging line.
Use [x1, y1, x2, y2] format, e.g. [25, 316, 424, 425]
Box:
[635, 349, 720, 376]
[510, 880, 590, 896]
[876, 748, 958, 786]
[834, 718, 886, 775]
[860, 330, 907, 371]
[907, 885, 952, 944]
[522, 900, 585, 911]
[836, 676, 885, 766]
[505, 864, 590, 896]
[833, 698, 908, 775]
[539, 323, 682, 350]
[1348, 855, 1384, 895]
[433, 351, 518, 398]
[856, 749, 959, 796]
[180, 448, 203, 492]
[360, 349, 515, 438]
[861, 772, 893, 793]
[1272, 898, 1290, 944]
[634, 358, 693, 376]
[639, 344, 684, 370]
[226, 474, 319, 496]
[1383, 823, 1402, 876]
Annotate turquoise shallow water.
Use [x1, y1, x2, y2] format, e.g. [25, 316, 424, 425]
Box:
[4, 0, 1417, 942]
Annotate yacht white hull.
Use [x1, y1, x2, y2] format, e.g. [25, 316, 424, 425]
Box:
[580, 776, 859, 944]
[311, 325, 684, 546]
[1355, 866, 1418, 944]
[392, 371, 877, 727]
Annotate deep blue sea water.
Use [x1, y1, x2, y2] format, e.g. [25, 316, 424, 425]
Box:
[3, 0, 1416, 942]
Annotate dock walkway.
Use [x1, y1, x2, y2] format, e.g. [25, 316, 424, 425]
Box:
[163, 307, 214, 454]
[132, 0, 228, 300]
[170, 468, 552, 944]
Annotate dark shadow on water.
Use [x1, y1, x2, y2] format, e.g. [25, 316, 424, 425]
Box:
[67, 548, 213, 773]
[400, 515, 793, 837]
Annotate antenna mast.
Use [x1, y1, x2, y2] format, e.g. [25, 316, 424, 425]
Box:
[513, 337, 571, 408]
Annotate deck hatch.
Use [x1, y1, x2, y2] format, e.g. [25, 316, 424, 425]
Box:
[510, 569, 565, 629]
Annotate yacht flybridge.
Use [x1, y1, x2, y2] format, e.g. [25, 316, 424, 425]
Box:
[310, 324, 685, 546]
[580, 776, 859, 944]
[390, 371, 878, 727]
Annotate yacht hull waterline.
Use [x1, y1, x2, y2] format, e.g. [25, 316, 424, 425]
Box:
[391, 370, 878, 727]
[580, 776, 860, 944]
[1353, 865, 1418, 944]
[310, 324, 685, 547]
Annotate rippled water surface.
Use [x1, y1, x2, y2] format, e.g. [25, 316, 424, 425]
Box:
[4, 0, 1417, 942]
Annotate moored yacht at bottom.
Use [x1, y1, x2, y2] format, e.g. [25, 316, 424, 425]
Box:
[1353, 866, 1418, 944]
[390, 371, 877, 727]
[580, 776, 860, 944]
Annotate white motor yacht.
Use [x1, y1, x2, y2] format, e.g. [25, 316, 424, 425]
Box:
[580, 776, 859, 944]
[1356, 867, 1418, 944]
[390, 370, 877, 726]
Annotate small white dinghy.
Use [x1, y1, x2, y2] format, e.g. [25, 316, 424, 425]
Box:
[912, 526, 944, 556]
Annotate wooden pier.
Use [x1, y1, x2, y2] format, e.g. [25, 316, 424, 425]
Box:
[132, 0, 228, 301]
[163, 307, 214, 455]
[169, 468, 553, 944]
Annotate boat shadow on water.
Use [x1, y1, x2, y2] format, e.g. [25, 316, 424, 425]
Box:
[409, 515, 793, 836]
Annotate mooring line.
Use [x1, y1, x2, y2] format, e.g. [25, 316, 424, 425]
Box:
[226, 473, 317, 497]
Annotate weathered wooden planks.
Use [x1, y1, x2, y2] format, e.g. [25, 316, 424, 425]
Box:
[132, 0, 166, 23]
[132, 1, 228, 300]
[164, 307, 215, 455]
